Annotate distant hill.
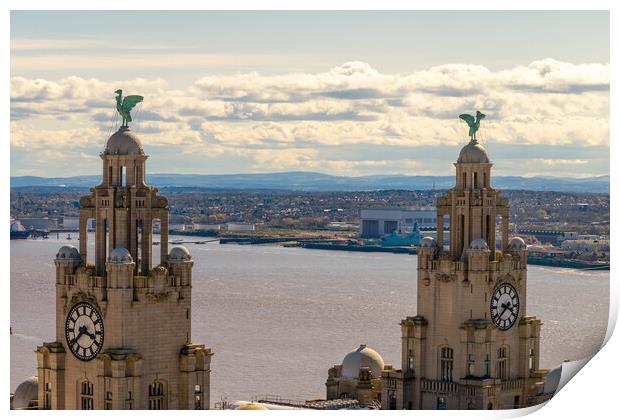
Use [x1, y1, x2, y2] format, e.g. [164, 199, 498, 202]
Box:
[10, 172, 610, 193]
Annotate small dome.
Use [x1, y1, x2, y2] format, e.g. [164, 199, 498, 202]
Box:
[104, 127, 144, 155]
[508, 237, 527, 251]
[169, 246, 192, 261]
[341, 344, 385, 380]
[419, 236, 437, 248]
[12, 376, 38, 409]
[108, 247, 133, 264]
[543, 366, 562, 394]
[236, 402, 268, 410]
[469, 238, 490, 251]
[56, 244, 80, 260]
[457, 141, 490, 164]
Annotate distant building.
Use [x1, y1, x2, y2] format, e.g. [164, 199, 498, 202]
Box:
[62, 216, 79, 230]
[18, 217, 58, 231]
[561, 238, 609, 252]
[360, 208, 447, 238]
[226, 223, 255, 232]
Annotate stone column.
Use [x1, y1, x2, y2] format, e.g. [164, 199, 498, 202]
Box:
[96, 212, 106, 275]
[436, 213, 444, 251]
[141, 217, 152, 273]
[160, 210, 169, 266]
[79, 211, 88, 263]
[501, 213, 509, 253]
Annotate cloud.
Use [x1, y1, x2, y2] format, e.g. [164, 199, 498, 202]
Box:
[10, 60, 609, 177]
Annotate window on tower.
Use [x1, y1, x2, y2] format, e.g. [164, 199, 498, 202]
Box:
[43, 382, 52, 409]
[105, 391, 112, 410]
[80, 380, 94, 410]
[528, 348, 535, 370]
[148, 381, 167, 410]
[497, 346, 509, 380]
[194, 384, 202, 410]
[408, 349, 415, 372]
[439, 346, 454, 381]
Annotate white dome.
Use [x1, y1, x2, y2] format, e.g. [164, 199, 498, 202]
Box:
[543, 366, 562, 394]
[469, 238, 489, 251]
[457, 141, 490, 164]
[12, 376, 38, 409]
[108, 247, 133, 264]
[104, 127, 144, 155]
[419, 236, 437, 248]
[341, 344, 385, 380]
[508, 237, 527, 250]
[169, 246, 192, 261]
[56, 244, 80, 260]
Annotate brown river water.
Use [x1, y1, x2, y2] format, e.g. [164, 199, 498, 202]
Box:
[10, 235, 609, 404]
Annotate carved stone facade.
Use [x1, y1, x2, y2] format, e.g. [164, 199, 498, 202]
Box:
[35, 126, 212, 410]
[380, 138, 549, 410]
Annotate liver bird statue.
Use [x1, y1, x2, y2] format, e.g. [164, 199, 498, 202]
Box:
[115, 89, 144, 127]
[459, 110, 486, 142]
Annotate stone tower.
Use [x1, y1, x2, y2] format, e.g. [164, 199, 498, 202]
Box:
[381, 137, 548, 410]
[36, 126, 212, 410]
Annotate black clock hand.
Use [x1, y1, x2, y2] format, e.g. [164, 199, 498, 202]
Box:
[69, 328, 85, 345]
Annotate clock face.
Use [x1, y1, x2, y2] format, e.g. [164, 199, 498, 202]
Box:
[490, 283, 520, 330]
[65, 302, 104, 361]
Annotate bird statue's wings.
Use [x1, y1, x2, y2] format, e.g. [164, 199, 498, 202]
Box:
[121, 95, 144, 111]
[459, 114, 476, 126]
[476, 111, 486, 121]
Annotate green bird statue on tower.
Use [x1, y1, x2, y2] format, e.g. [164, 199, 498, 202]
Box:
[115, 89, 144, 127]
[459, 110, 486, 143]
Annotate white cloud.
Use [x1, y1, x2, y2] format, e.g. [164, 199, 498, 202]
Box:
[10, 60, 609, 177]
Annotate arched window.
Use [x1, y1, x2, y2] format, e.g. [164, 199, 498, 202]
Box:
[80, 380, 94, 410]
[497, 346, 509, 380]
[528, 348, 535, 370]
[439, 346, 454, 381]
[148, 381, 167, 410]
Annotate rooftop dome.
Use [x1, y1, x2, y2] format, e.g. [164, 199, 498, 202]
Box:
[508, 237, 527, 251]
[469, 238, 490, 251]
[169, 246, 192, 262]
[341, 344, 385, 380]
[104, 127, 144, 155]
[235, 402, 268, 410]
[11, 376, 38, 410]
[419, 236, 437, 248]
[108, 247, 133, 264]
[56, 244, 80, 260]
[457, 141, 490, 164]
[543, 366, 562, 394]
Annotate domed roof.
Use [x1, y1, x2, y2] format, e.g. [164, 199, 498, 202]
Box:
[104, 127, 144, 155]
[341, 344, 385, 380]
[12, 376, 38, 409]
[169, 246, 192, 262]
[108, 247, 133, 264]
[469, 238, 490, 251]
[419, 236, 437, 248]
[235, 402, 268, 410]
[508, 237, 527, 251]
[543, 366, 562, 394]
[457, 141, 490, 164]
[56, 244, 80, 260]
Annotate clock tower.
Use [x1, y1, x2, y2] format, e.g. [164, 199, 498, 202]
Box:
[381, 118, 549, 410]
[35, 124, 212, 410]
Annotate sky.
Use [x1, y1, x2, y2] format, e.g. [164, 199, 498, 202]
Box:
[10, 11, 610, 178]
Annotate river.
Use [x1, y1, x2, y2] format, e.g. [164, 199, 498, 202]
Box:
[10, 235, 609, 404]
